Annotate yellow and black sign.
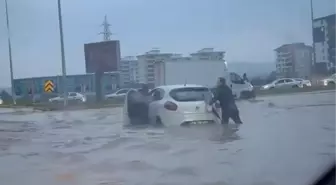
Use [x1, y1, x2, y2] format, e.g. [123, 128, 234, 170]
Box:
[44, 80, 54, 92]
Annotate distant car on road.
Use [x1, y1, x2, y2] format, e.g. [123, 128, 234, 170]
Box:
[105, 88, 129, 100]
[49, 92, 86, 103]
[294, 78, 312, 87]
[321, 74, 336, 86]
[260, 78, 303, 90]
[0, 96, 3, 105]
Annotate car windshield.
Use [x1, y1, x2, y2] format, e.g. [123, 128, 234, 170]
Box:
[169, 87, 212, 102]
[295, 78, 303, 81]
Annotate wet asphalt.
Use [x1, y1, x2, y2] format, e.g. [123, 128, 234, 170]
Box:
[0, 91, 335, 185]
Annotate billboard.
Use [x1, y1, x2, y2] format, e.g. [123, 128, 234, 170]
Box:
[84, 40, 121, 73]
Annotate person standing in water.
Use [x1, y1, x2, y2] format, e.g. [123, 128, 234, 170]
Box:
[211, 77, 243, 124]
[243, 73, 249, 82]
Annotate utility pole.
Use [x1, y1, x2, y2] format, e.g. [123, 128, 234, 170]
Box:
[57, 0, 68, 107]
[95, 15, 113, 102]
[310, 0, 316, 75]
[4, 0, 16, 104]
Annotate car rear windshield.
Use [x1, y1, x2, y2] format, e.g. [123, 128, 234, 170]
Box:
[169, 87, 212, 102]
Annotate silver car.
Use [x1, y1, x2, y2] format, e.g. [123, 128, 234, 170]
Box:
[321, 74, 336, 86]
[261, 78, 303, 90]
[49, 92, 86, 103]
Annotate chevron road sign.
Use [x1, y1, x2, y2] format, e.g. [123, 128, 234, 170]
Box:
[44, 80, 54, 93]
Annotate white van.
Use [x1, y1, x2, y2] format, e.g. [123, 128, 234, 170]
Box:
[154, 59, 255, 99]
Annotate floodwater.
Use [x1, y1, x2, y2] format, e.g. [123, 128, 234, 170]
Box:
[0, 91, 335, 185]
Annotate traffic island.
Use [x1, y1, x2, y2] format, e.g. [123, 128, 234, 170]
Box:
[254, 85, 335, 97]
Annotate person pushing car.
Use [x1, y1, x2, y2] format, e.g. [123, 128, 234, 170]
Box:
[210, 77, 243, 124]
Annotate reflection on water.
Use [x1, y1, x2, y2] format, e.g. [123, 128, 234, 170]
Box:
[0, 92, 334, 185]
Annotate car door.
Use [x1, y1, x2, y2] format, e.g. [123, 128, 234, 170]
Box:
[274, 79, 285, 89]
[284, 79, 297, 88]
[148, 88, 165, 124]
[123, 88, 138, 124]
[229, 72, 245, 98]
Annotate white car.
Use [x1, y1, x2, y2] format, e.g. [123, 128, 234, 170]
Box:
[260, 78, 303, 90]
[105, 88, 129, 100]
[294, 78, 312, 87]
[49, 92, 86, 103]
[0, 97, 3, 105]
[124, 84, 219, 126]
[321, 74, 336, 86]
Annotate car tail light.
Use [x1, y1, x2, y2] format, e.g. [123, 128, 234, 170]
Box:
[164, 101, 178, 111]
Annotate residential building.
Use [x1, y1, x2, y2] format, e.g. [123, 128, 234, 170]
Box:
[313, 14, 336, 74]
[120, 56, 139, 85]
[275, 43, 313, 79]
[190, 48, 225, 61]
[136, 49, 174, 86]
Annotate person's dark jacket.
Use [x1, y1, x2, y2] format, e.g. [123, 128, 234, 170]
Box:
[211, 84, 235, 109]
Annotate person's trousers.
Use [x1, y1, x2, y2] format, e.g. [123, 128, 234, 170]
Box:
[221, 104, 242, 124]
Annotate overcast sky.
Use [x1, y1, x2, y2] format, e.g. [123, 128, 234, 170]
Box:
[0, 0, 335, 86]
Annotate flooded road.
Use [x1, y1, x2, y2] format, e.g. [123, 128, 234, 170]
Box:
[0, 91, 335, 185]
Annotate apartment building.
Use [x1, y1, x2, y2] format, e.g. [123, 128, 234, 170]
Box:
[313, 14, 335, 74]
[136, 49, 174, 86]
[275, 43, 313, 79]
[120, 56, 138, 85]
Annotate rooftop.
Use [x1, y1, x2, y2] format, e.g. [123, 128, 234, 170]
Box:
[313, 13, 335, 22]
[274, 43, 312, 52]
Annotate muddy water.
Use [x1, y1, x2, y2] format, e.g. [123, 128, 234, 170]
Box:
[0, 92, 335, 185]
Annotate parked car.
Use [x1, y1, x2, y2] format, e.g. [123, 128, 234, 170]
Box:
[260, 78, 303, 90]
[321, 73, 336, 86]
[294, 78, 312, 87]
[105, 88, 129, 100]
[0, 96, 3, 105]
[123, 84, 218, 126]
[49, 92, 86, 103]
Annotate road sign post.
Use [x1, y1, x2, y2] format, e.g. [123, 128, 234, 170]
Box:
[44, 80, 54, 93]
